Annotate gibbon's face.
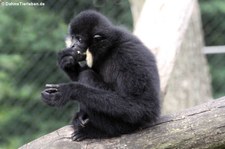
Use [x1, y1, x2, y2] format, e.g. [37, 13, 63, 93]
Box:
[65, 10, 117, 68]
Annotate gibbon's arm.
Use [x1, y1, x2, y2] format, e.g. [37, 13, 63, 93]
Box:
[42, 80, 146, 124]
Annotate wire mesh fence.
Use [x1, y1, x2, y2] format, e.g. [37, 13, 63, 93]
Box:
[200, 0, 225, 98]
[0, 0, 224, 148]
[0, 0, 132, 148]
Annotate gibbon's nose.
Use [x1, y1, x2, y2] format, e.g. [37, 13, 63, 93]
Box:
[76, 50, 86, 61]
[71, 44, 75, 48]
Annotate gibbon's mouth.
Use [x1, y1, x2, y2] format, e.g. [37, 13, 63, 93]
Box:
[77, 49, 93, 68]
[64, 36, 93, 68]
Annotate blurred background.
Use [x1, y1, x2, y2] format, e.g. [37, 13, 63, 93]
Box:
[0, 0, 224, 148]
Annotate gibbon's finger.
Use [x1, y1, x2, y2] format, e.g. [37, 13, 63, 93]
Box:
[45, 84, 60, 88]
[44, 88, 58, 94]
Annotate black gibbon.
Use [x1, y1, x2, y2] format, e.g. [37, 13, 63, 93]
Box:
[41, 10, 160, 141]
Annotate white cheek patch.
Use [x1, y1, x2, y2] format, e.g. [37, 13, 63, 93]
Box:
[65, 36, 73, 48]
[86, 49, 93, 68]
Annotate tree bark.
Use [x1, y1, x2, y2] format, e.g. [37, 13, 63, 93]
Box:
[128, 0, 145, 26]
[133, 0, 212, 114]
[19, 97, 225, 149]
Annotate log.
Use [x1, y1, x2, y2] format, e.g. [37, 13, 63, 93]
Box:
[19, 97, 225, 149]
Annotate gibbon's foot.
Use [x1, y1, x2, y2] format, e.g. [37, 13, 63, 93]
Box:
[71, 129, 88, 141]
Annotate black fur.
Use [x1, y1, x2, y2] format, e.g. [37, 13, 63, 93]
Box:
[41, 10, 160, 141]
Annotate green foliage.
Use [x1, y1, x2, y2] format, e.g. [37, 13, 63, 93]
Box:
[0, 0, 132, 148]
[1, 0, 223, 148]
[31, 0, 133, 30]
[199, 0, 225, 46]
[199, 0, 225, 98]
[0, 6, 66, 52]
[0, 1, 74, 149]
[207, 54, 225, 99]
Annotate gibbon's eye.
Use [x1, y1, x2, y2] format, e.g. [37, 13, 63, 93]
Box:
[93, 34, 104, 42]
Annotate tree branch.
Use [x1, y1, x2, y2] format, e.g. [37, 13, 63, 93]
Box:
[19, 97, 225, 149]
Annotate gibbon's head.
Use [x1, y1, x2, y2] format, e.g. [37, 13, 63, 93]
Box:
[65, 10, 118, 68]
